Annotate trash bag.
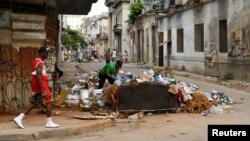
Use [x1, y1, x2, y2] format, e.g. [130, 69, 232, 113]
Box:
[210, 105, 223, 114]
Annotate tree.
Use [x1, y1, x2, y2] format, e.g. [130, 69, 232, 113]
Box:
[128, 2, 144, 24]
[61, 27, 84, 50]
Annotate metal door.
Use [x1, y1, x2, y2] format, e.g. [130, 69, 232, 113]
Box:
[159, 45, 164, 66]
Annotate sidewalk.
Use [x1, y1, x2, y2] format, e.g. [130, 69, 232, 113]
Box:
[0, 109, 114, 141]
[0, 62, 114, 141]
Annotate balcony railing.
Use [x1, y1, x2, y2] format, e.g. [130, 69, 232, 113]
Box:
[96, 33, 108, 39]
[105, 0, 115, 6]
[113, 24, 122, 34]
[113, 0, 130, 8]
[149, 0, 208, 15]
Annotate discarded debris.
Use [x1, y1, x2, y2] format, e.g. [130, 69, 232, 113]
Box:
[128, 112, 144, 120]
[72, 115, 114, 120]
[55, 67, 235, 120]
[54, 110, 62, 116]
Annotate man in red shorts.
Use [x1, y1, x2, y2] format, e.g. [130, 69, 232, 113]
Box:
[14, 46, 60, 128]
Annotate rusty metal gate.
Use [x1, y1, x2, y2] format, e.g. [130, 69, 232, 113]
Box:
[0, 46, 37, 112]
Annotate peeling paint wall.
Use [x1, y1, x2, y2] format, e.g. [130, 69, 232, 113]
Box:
[158, 0, 250, 81]
[228, 0, 250, 58]
[108, 1, 130, 60]
[121, 3, 131, 57]
[144, 18, 155, 65]
[0, 9, 58, 112]
[130, 15, 156, 65]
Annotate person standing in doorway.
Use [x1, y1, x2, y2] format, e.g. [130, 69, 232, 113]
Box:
[14, 46, 60, 129]
[105, 50, 111, 64]
[111, 49, 117, 61]
[124, 50, 128, 63]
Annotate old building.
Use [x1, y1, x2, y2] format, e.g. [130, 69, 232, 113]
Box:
[105, 0, 131, 61]
[129, 0, 159, 64]
[80, 16, 99, 58]
[129, 0, 250, 81]
[0, 0, 97, 112]
[95, 13, 109, 59]
[156, 0, 250, 81]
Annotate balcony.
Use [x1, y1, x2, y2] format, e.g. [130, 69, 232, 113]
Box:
[105, 0, 115, 6]
[150, 0, 210, 18]
[113, 24, 122, 34]
[113, 0, 130, 8]
[96, 33, 108, 40]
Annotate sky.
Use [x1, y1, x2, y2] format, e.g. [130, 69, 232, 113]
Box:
[87, 0, 108, 17]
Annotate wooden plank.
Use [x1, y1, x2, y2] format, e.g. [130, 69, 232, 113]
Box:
[46, 17, 58, 29]
[46, 26, 58, 38]
[12, 13, 46, 22]
[0, 9, 11, 27]
[12, 31, 46, 40]
[12, 21, 45, 30]
[47, 44, 56, 49]
[47, 36, 56, 45]
[12, 40, 44, 48]
[72, 115, 113, 120]
[0, 29, 12, 45]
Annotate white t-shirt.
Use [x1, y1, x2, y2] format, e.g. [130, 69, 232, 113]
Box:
[112, 50, 117, 58]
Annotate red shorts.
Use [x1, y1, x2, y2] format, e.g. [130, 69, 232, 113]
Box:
[31, 91, 52, 104]
[43, 90, 52, 103]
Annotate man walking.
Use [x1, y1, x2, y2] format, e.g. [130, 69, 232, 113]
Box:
[14, 46, 60, 129]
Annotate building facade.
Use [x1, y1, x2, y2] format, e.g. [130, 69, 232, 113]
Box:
[63, 15, 85, 30]
[105, 0, 131, 61]
[156, 0, 250, 81]
[95, 13, 109, 59]
[80, 16, 98, 58]
[0, 0, 97, 112]
[129, 0, 159, 64]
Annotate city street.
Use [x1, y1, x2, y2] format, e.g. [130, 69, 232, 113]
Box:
[1, 0, 249, 140]
[41, 62, 250, 141]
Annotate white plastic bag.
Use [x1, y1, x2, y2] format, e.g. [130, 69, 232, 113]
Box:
[210, 105, 223, 114]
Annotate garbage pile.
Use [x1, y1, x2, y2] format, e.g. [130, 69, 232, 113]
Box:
[54, 68, 234, 118]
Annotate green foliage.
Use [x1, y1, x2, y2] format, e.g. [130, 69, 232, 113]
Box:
[128, 2, 144, 24]
[82, 37, 88, 47]
[61, 27, 84, 50]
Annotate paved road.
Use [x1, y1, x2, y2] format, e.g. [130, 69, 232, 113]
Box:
[76, 62, 148, 75]
[46, 62, 250, 141]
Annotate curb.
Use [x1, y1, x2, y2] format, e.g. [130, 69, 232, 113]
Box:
[0, 120, 114, 141]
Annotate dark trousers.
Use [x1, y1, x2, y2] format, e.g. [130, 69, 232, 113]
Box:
[106, 59, 110, 64]
[98, 73, 114, 89]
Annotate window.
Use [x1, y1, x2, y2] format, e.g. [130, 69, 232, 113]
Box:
[167, 30, 172, 55]
[159, 32, 164, 44]
[168, 30, 171, 42]
[219, 20, 227, 52]
[177, 28, 184, 53]
[195, 23, 204, 52]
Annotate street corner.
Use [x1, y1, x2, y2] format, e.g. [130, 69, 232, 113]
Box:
[0, 113, 114, 141]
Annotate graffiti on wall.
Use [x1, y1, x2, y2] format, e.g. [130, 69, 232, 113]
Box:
[204, 41, 218, 68]
[0, 46, 31, 112]
[229, 24, 250, 58]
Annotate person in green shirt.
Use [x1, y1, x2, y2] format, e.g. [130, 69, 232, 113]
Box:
[98, 60, 123, 89]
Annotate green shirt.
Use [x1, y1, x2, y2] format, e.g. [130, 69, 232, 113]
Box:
[100, 62, 119, 75]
